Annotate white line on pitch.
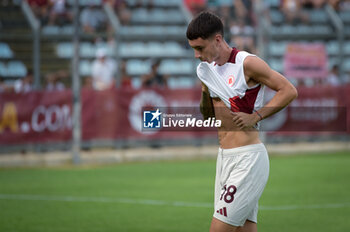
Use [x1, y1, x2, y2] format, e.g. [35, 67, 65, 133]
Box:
[0, 194, 349, 211]
[0, 194, 212, 208]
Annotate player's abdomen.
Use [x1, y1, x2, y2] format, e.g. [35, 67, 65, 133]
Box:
[213, 98, 260, 149]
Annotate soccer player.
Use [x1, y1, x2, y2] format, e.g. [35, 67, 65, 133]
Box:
[186, 12, 298, 232]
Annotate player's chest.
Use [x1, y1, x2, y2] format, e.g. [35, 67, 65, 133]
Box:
[212, 63, 247, 89]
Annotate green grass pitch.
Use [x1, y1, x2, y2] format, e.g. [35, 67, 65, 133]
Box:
[0, 151, 349, 232]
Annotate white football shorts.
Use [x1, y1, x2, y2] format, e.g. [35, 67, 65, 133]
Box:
[213, 143, 269, 227]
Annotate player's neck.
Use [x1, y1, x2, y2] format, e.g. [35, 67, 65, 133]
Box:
[215, 44, 233, 66]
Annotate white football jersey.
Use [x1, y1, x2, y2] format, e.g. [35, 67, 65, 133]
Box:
[197, 48, 265, 114]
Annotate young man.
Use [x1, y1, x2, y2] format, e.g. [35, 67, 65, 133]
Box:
[186, 12, 297, 232]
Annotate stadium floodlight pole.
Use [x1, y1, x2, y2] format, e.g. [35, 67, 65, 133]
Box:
[254, 0, 268, 143]
[103, 3, 121, 86]
[325, 4, 345, 79]
[21, 1, 41, 89]
[179, 1, 197, 80]
[71, 0, 81, 165]
[254, 0, 269, 61]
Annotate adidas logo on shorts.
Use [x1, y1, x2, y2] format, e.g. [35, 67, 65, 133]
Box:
[216, 207, 227, 217]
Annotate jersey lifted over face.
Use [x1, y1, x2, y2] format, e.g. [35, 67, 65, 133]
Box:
[197, 48, 265, 114]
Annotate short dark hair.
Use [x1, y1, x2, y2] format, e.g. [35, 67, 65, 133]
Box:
[186, 11, 224, 40]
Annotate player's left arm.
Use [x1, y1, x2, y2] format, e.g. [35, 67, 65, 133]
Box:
[232, 56, 298, 129]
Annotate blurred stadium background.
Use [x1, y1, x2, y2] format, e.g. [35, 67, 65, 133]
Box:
[0, 0, 349, 231]
[0, 0, 349, 155]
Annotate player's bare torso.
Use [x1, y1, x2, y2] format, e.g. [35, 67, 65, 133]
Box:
[212, 71, 261, 149]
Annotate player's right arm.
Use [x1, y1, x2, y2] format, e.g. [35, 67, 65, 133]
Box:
[200, 82, 215, 120]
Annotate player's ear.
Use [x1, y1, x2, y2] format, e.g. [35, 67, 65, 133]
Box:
[214, 34, 220, 41]
[214, 34, 222, 45]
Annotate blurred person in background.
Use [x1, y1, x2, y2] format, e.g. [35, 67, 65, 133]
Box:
[217, 3, 233, 41]
[105, 0, 131, 25]
[13, 70, 34, 93]
[91, 48, 117, 91]
[329, 0, 342, 11]
[0, 77, 11, 93]
[228, 0, 256, 54]
[341, 0, 350, 10]
[141, 59, 168, 88]
[280, 0, 309, 24]
[233, 0, 253, 25]
[328, 0, 350, 11]
[83, 76, 93, 89]
[301, 0, 326, 9]
[325, 65, 342, 86]
[27, 0, 50, 24]
[48, 0, 72, 26]
[229, 32, 256, 54]
[115, 0, 131, 25]
[0, 77, 5, 92]
[80, 3, 108, 34]
[187, 12, 297, 232]
[184, 0, 207, 16]
[45, 70, 66, 91]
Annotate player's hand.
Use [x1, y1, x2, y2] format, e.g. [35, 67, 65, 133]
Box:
[231, 112, 260, 130]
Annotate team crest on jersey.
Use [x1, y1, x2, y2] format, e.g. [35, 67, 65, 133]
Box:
[227, 75, 235, 87]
